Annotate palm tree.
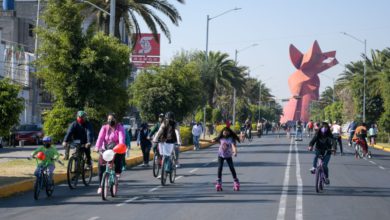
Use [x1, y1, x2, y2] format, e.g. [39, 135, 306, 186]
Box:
[85, 0, 184, 42]
[195, 51, 247, 107]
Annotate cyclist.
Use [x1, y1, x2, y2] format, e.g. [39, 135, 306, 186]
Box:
[353, 122, 368, 156]
[152, 112, 182, 168]
[307, 120, 314, 137]
[347, 120, 357, 147]
[95, 113, 126, 194]
[30, 136, 60, 183]
[149, 113, 164, 160]
[63, 111, 94, 165]
[308, 122, 335, 185]
[331, 121, 343, 155]
[244, 118, 252, 140]
[295, 120, 303, 141]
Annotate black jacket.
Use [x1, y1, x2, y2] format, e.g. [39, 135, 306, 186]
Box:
[309, 132, 334, 154]
[63, 121, 94, 144]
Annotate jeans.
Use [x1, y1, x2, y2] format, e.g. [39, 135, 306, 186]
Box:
[296, 129, 303, 139]
[193, 135, 200, 150]
[312, 150, 331, 178]
[217, 157, 237, 180]
[141, 144, 151, 164]
[349, 131, 355, 145]
[332, 134, 343, 153]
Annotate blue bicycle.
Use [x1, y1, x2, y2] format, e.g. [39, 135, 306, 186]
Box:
[161, 148, 177, 186]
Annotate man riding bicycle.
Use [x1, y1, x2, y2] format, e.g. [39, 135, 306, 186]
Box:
[353, 122, 368, 156]
[63, 111, 94, 165]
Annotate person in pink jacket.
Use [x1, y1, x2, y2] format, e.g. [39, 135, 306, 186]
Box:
[95, 113, 126, 194]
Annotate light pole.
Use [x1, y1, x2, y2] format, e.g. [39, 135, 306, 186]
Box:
[341, 32, 367, 122]
[78, 0, 115, 36]
[204, 7, 241, 137]
[232, 43, 258, 125]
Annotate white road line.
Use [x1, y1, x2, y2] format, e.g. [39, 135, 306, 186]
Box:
[212, 158, 218, 162]
[203, 162, 211, 167]
[87, 216, 100, 220]
[379, 166, 385, 170]
[189, 168, 199, 173]
[116, 196, 140, 207]
[276, 139, 293, 220]
[369, 161, 377, 165]
[148, 186, 162, 192]
[176, 175, 184, 180]
[294, 142, 303, 220]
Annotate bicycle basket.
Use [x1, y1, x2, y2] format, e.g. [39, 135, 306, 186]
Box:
[105, 142, 116, 150]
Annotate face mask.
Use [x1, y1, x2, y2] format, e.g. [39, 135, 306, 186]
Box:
[320, 127, 328, 134]
[44, 143, 51, 148]
[77, 117, 85, 124]
[108, 120, 116, 126]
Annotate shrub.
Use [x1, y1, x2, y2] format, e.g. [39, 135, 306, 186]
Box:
[180, 126, 193, 145]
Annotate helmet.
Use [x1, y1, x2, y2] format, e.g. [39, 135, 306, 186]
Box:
[165, 112, 174, 121]
[42, 136, 52, 143]
[77, 110, 87, 118]
[159, 113, 164, 118]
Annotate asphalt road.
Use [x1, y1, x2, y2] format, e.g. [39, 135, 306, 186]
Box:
[1, 134, 390, 220]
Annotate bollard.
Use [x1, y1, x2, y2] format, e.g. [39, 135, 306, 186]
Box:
[19, 140, 25, 148]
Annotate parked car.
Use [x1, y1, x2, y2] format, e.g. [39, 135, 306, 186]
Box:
[11, 124, 44, 146]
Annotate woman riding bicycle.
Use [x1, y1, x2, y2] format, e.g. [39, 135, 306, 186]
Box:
[95, 113, 126, 194]
[152, 112, 181, 166]
[308, 122, 335, 185]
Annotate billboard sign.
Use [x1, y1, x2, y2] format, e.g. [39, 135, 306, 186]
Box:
[131, 33, 160, 68]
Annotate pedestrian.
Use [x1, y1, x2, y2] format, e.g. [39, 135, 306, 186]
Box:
[212, 127, 241, 191]
[368, 123, 378, 146]
[122, 126, 132, 171]
[295, 120, 303, 141]
[192, 122, 203, 150]
[137, 123, 152, 167]
[94, 113, 126, 194]
[331, 121, 343, 155]
[347, 120, 357, 146]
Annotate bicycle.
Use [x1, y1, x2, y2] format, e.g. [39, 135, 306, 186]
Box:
[100, 150, 119, 200]
[28, 156, 64, 200]
[152, 144, 162, 177]
[354, 138, 372, 159]
[160, 146, 177, 186]
[314, 151, 329, 193]
[66, 140, 93, 189]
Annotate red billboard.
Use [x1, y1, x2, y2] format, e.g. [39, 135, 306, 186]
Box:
[131, 33, 160, 68]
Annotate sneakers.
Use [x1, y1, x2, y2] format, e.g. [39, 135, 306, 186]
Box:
[310, 167, 316, 174]
[97, 187, 102, 194]
[324, 178, 330, 185]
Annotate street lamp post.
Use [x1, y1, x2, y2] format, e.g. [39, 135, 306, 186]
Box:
[204, 7, 241, 137]
[232, 43, 258, 125]
[341, 32, 367, 122]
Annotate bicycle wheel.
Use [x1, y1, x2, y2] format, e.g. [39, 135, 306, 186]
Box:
[161, 157, 168, 186]
[153, 154, 161, 177]
[110, 175, 118, 197]
[82, 159, 93, 186]
[45, 174, 54, 197]
[170, 157, 176, 183]
[315, 168, 322, 193]
[101, 173, 109, 200]
[67, 157, 79, 189]
[357, 144, 364, 158]
[33, 176, 41, 200]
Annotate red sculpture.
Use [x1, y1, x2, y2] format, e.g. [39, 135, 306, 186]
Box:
[280, 41, 338, 123]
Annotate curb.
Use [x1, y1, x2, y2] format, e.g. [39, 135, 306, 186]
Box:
[0, 141, 214, 198]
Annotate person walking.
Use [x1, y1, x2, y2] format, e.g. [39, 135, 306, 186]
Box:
[94, 113, 126, 194]
[137, 123, 152, 167]
[368, 123, 378, 146]
[192, 122, 203, 151]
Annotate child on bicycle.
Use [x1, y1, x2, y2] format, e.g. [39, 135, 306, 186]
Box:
[30, 136, 60, 183]
[212, 127, 241, 190]
[308, 122, 335, 185]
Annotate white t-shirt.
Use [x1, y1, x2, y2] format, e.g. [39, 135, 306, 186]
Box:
[331, 124, 342, 134]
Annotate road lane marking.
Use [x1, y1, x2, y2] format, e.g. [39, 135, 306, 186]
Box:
[117, 196, 140, 207]
[369, 161, 377, 165]
[87, 216, 100, 220]
[189, 168, 199, 173]
[148, 186, 162, 192]
[276, 139, 293, 220]
[176, 175, 184, 180]
[203, 162, 211, 167]
[212, 158, 218, 162]
[294, 142, 303, 220]
[379, 166, 385, 170]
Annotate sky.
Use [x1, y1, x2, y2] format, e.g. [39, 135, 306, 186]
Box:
[144, 0, 390, 104]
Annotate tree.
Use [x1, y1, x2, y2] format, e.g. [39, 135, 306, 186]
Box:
[130, 59, 203, 122]
[86, 0, 184, 41]
[36, 0, 131, 138]
[0, 79, 24, 137]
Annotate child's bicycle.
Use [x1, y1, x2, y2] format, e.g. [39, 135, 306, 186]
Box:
[100, 150, 119, 200]
[66, 140, 93, 189]
[28, 156, 64, 200]
[160, 146, 177, 186]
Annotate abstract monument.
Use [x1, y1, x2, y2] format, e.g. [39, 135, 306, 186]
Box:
[280, 41, 338, 123]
